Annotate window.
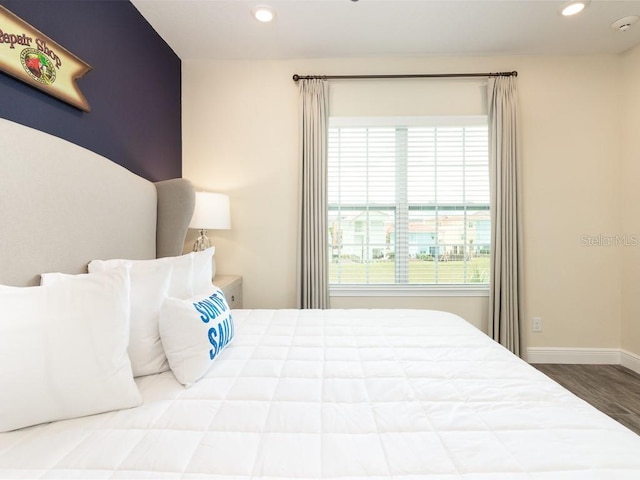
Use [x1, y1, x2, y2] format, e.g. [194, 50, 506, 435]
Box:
[328, 117, 490, 287]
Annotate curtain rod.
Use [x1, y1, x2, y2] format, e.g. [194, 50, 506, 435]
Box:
[292, 71, 517, 82]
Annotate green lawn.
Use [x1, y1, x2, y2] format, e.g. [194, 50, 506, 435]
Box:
[329, 257, 490, 284]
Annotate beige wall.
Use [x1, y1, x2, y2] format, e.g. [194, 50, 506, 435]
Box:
[183, 53, 628, 350]
[622, 44, 640, 356]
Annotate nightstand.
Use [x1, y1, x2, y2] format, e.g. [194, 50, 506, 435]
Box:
[213, 275, 243, 309]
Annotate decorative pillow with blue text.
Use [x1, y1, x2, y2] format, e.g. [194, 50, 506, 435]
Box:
[159, 286, 234, 386]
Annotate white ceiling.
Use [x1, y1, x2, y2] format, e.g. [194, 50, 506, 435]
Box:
[131, 0, 640, 60]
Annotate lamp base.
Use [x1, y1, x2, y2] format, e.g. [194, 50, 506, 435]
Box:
[193, 229, 212, 252]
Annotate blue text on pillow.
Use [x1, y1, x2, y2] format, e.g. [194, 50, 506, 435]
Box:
[192, 291, 234, 360]
[193, 293, 227, 323]
[207, 318, 233, 360]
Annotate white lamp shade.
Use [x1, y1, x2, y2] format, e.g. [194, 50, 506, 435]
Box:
[189, 192, 231, 230]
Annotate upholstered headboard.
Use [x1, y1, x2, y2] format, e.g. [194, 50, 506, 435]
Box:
[0, 118, 194, 287]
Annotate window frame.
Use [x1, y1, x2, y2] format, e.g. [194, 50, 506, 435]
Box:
[327, 115, 490, 295]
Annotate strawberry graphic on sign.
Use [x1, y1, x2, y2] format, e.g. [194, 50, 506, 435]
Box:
[20, 49, 55, 85]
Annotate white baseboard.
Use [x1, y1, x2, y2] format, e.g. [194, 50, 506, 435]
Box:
[527, 347, 640, 375]
[526, 347, 621, 365]
[621, 350, 640, 374]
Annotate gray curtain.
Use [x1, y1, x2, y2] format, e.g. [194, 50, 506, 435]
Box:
[296, 79, 330, 309]
[488, 75, 522, 355]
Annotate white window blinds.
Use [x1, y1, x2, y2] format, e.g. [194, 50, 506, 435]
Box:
[328, 117, 490, 286]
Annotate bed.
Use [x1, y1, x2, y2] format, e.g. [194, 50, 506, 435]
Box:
[1, 117, 640, 479]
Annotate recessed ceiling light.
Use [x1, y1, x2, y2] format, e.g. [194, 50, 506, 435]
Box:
[561, 1, 590, 17]
[252, 5, 275, 23]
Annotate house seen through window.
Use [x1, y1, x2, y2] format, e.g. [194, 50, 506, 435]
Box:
[328, 116, 490, 286]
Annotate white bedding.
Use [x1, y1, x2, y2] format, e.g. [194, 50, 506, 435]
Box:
[1, 309, 640, 479]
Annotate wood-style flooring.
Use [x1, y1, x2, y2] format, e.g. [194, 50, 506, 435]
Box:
[534, 364, 640, 436]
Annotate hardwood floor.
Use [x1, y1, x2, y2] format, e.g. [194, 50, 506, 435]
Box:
[534, 364, 640, 435]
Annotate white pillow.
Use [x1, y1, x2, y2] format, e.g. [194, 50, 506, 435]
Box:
[192, 247, 215, 295]
[86, 259, 173, 377]
[85, 250, 215, 377]
[0, 267, 141, 432]
[159, 286, 234, 386]
[88, 248, 215, 300]
[89, 252, 193, 299]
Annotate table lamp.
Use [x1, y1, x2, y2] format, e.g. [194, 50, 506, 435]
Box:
[189, 192, 231, 251]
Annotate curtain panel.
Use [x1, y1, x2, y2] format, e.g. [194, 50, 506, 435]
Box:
[487, 76, 522, 355]
[296, 79, 330, 309]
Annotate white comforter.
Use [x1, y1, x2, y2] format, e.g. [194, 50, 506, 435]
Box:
[1, 309, 640, 479]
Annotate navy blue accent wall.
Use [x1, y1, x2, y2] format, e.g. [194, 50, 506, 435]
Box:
[0, 0, 181, 181]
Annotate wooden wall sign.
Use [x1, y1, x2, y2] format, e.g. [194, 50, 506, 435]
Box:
[0, 5, 92, 112]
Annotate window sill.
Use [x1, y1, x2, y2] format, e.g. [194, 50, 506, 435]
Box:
[329, 284, 490, 297]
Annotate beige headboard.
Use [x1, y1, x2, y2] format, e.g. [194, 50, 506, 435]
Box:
[0, 118, 194, 287]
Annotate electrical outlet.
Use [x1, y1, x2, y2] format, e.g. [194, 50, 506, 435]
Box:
[532, 317, 543, 333]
